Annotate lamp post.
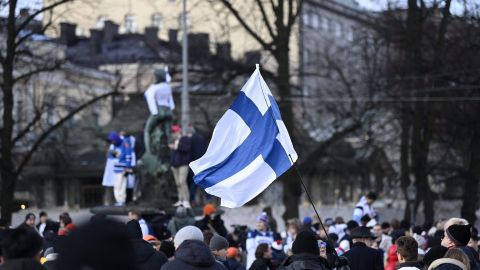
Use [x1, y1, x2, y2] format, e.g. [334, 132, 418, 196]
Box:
[181, 0, 189, 130]
[406, 184, 417, 226]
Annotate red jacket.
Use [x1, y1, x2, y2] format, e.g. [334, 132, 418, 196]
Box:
[385, 244, 398, 270]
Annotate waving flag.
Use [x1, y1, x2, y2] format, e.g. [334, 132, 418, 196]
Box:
[189, 66, 298, 207]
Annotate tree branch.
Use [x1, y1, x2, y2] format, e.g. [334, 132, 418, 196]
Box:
[11, 108, 43, 145]
[255, 0, 277, 41]
[288, 0, 303, 29]
[218, 0, 274, 52]
[13, 62, 62, 83]
[14, 90, 117, 177]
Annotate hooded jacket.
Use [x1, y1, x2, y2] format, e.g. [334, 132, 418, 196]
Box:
[0, 258, 45, 270]
[427, 258, 468, 270]
[132, 239, 168, 270]
[161, 240, 226, 270]
[278, 253, 330, 270]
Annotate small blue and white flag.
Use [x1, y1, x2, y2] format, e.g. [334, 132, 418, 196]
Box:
[189, 66, 298, 207]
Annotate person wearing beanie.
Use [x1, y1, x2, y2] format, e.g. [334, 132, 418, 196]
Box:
[225, 247, 246, 270]
[125, 220, 168, 270]
[278, 230, 329, 270]
[271, 238, 287, 269]
[209, 234, 229, 265]
[246, 212, 274, 269]
[161, 240, 226, 270]
[195, 204, 228, 237]
[344, 226, 383, 270]
[174, 225, 204, 249]
[441, 223, 480, 269]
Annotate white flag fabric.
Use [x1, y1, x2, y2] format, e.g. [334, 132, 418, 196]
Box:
[189, 66, 298, 207]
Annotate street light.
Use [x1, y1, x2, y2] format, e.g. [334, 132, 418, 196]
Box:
[169, 0, 189, 130]
[406, 183, 417, 226]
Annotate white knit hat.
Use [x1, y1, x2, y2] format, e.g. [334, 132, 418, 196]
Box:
[173, 226, 204, 248]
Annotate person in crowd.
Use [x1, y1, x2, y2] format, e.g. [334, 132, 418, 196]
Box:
[385, 229, 406, 270]
[195, 204, 228, 237]
[395, 236, 422, 270]
[344, 226, 383, 270]
[169, 125, 192, 208]
[113, 132, 134, 206]
[43, 235, 68, 270]
[128, 208, 149, 237]
[423, 246, 449, 269]
[468, 228, 478, 253]
[441, 223, 480, 269]
[56, 219, 136, 270]
[41, 231, 57, 257]
[57, 213, 75, 236]
[101, 132, 121, 206]
[428, 248, 471, 270]
[249, 243, 273, 270]
[0, 226, 44, 270]
[168, 205, 196, 236]
[36, 212, 59, 237]
[126, 220, 167, 270]
[144, 235, 161, 251]
[162, 226, 224, 270]
[284, 218, 300, 247]
[278, 230, 330, 270]
[186, 126, 208, 206]
[19, 213, 37, 231]
[382, 222, 392, 235]
[210, 234, 229, 266]
[159, 241, 175, 261]
[372, 223, 392, 262]
[262, 207, 278, 234]
[301, 216, 315, 233]
[246, 213, 274, 268]
[225, 247, 246, 270]
[271, 237, 287, 268]
[352, 192, 378, 225]
[337, 220, 358, 254]
[412, 233, 428, 260]
[328, 217, 347, 244]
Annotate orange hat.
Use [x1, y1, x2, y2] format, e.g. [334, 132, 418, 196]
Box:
[203, 203, 216, 216]
[171, 125, 182, 133]
[143, 235, 159, 242]
[227, 247, 238, 258]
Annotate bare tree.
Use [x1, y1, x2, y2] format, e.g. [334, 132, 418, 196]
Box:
[0, 0, 119, 222]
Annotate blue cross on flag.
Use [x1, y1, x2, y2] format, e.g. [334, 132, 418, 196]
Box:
[189, 66, 298, 207]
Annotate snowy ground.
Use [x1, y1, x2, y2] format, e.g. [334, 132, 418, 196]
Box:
[11, 200, 480, 233]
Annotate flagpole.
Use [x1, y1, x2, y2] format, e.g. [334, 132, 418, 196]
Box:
[255, 64, 335, 252]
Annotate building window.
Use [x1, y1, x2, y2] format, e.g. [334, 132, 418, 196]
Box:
[311, 13, 319, 29]
[124, 13, 137, 33]
[303, 12, 310, 26]
[335, 22, 342, 37]
[321, 17, 328, 30]
[151, 13, 162, 28]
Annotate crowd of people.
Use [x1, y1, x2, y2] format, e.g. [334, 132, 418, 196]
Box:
[0, 193, 479, 270]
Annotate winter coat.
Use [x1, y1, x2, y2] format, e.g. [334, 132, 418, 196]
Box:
[385, 244, 398, 270]
[0, 258, 45, 270]
[225, 259, 246, 270]
[161, 240, 226, 270]
[457, 246, 480, 270]
[189, 132, 208, 162]
[427, 258, 468, 270]
[278, 253, 331, 270]
[248, 258, 272, 270]
[344, 242, 383, 270]
[132, 239, 168, 270]
[36, 220, 60, 235]
[397, 261, 423, 270]
[171, 136, 192, 167]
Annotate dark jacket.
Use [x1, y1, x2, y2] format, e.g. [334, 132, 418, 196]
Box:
[458, 246, 480, 270]
[0, 258, 45, 270]
[225, 259, 246, 270]
[279, 253, 330, 270]
[428, 258, 468, 270]
[36, 220, 60, 235]
[132, 239, 168, 270]
[195, 216, 227, 237]
[161, 240, 226, 270]
[171, 136, 192, 167]
[189, 133, 208, 162]
[249, 258, 273, 270]
[344, 242, 383, 270]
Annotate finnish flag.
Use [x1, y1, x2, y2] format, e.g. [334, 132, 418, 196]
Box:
[189, 66, 298, 207]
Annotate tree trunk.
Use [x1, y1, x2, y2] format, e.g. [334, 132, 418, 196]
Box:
[400, 109, 412, 221]
[461, 132, 480, 224]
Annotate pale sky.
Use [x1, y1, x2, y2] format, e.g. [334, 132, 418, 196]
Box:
[356, 0, 469, 14]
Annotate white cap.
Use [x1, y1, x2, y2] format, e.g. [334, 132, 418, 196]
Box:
[173, 226, 204, 248]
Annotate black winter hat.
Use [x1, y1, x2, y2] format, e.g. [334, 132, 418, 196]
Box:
[292, 230, 319, 255]
[126, 220, 142, 240]
[446, 224, 471, 246]
[209, 234, 229, 251]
